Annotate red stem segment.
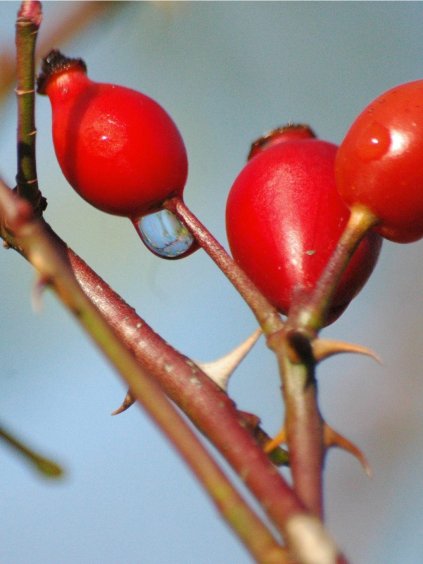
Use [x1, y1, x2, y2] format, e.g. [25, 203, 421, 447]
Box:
[65, 245, 303, 530]
[0, 186, 286, 563]
[164, 197, 283, 335]
[0, 200, 346, 559]
[63, 243, 346, 561]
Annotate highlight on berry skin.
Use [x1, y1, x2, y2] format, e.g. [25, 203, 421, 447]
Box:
[335, 80, 423, 244]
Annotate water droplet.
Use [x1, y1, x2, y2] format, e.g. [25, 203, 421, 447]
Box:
[133, 209, 197, 259]
[356, 121, 391, 161]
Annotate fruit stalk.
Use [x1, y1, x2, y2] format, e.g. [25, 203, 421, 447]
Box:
[164, 196, 284, 335]
[296, 206, 379, 332]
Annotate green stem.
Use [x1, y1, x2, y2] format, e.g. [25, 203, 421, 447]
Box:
[0, 420, 63, 478]
[164, 197, 283, 336]
[0, 183, 285, 564]
[15, 0, 45, 214]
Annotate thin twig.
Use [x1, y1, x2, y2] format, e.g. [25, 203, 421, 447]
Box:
[0, 2, 119, 103]
[0, 420, 63, 478]
[0, 182, 287, 563]
[15, 0, 44, 213]
[270, 330, 325, 517]
[63, 229, 347, 561]
[164, 197, 284, 336]
[1, 208, 347, 561]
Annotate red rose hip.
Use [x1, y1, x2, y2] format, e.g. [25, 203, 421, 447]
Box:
[226, 129, 382, 325]
[37, 49, 195, 258]
[335, 80, 423, 243]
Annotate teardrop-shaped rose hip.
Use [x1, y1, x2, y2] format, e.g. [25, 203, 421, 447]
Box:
[37, 49, 195, 259]
[225, 131, 382, 325]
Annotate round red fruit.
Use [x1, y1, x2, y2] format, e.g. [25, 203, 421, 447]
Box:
[335, 80, 423, 243]
[37, 50, 188, 218]
[226, 132, 382, 325]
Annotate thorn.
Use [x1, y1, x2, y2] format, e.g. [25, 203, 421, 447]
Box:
[313, 338, 382, 364]
[263, 426, 287, 454]
[197, 328, 262, 390]
[111, 390, 135, 415]
[31, 275, 49, 313]
[324, 424, 372, 477]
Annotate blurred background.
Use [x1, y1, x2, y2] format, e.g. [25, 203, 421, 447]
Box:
[1, 2, 423, 563]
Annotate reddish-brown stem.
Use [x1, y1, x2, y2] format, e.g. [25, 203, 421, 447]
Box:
[0, 203, 347, 561]
[65, 242, 345, 562]
[64, 244, 303, 529]
[0, 184, 287, 563]
[8, 1, 351, 558]
[164, 197, 324, 517]
[271, 330, 324, 517]
[273, 206, 378, 516]
[164, 197, 284, 336]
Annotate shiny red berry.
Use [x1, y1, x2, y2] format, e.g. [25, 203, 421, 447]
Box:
[335, 80, 423, 243]
[37, 50, 188, 219]
[226, 129, 382, 325]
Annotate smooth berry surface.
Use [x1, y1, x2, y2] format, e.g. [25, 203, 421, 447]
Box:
[336, 80, 423, 243]
[40, 56, 187, 218]
[226, 138, 382, 325]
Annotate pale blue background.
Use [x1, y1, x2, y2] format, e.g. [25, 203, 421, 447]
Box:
[1, 2, 423, 563]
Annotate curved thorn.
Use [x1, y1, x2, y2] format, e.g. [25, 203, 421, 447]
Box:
[313, 338, 382, 365]
[111, 390, 135, 415]
[324, 424, 372, 477]
[264, 426, 287, 454]
[197, 328, 262, 390]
